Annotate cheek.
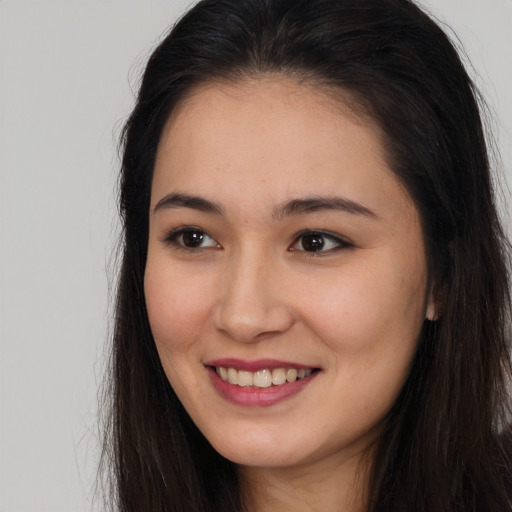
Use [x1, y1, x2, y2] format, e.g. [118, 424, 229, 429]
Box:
[298, 258, 427, 356]
[144, 263, 215, 404]
[303, 264, 425, 432]
[144, 262, 212, 353]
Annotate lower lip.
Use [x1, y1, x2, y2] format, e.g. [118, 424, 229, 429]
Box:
[207, 367, 319, 406]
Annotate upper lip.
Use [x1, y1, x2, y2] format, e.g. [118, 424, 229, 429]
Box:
[204, 358, 319, 372]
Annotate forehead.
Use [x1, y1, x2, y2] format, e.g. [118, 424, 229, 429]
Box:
[152, 76, 411, 219]
[159, 75, 378, 155]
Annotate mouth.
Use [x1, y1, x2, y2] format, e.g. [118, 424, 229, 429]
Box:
[204, 359, 321, 406]
[213, 366, 316, 388]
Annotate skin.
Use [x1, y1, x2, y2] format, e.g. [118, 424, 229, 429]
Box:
[144, 77, 435, 511]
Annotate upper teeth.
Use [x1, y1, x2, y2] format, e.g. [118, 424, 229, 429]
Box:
[215, 367, 312, 388]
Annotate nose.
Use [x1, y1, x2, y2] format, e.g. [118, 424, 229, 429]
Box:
[212, 249, 295, 342]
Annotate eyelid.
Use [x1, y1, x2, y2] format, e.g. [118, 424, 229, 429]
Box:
[161, 226, 351, 253]
[289, 229, 352, 253]
[162, 225, 221, 250]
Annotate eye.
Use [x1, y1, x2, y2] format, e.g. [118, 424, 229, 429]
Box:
[290, 230, 350, 253]
[164, 226, 220, 250]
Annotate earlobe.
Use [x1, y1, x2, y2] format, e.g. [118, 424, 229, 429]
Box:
[425, 285, 440, 321]
[425, 300, 437, 321]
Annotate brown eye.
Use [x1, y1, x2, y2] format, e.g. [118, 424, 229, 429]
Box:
[290, 231, 350, 254]
[301, 234, 325, 252]
[181, 230, 205, 247]
[165, 227, 220, 250]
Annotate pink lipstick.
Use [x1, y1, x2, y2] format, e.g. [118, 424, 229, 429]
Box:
[204, 359, 320, 406]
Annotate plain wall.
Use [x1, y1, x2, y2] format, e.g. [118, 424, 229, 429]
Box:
[0, 1, 510, 510]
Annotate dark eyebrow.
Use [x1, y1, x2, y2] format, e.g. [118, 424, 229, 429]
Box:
[153, 192, 377, 219]
[273, 196, 378, 220]
[153, 193, 224, 215]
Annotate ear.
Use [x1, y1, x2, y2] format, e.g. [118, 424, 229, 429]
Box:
[425, 299, 437, 321]
[425, 284, 440, 321]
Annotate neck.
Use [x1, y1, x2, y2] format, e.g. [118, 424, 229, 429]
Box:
[239, 447, 372, 512]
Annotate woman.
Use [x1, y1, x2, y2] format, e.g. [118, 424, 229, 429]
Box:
[102, 0, 512, 510]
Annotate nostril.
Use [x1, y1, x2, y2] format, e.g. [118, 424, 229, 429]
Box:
[212, 300, 295, 343]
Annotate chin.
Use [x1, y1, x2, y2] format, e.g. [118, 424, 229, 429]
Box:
[206, 429, 302, 468]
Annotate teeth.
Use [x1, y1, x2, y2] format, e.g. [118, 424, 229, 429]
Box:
[227, 367, 238, 385]
[253, 369, 272, 388]
[238, 370, 253, 387]
[272, 368, 286, 385]
[286, 368, 297, 382]
[216, 367, 313, 388]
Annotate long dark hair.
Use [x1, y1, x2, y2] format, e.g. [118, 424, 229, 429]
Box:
[101, 0, 512, 510]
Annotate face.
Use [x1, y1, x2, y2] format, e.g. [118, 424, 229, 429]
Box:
[145, 77, 434, 471]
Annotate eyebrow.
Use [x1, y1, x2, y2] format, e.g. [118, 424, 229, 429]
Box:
[152, 192, 378, 219]
[272, 196, 378, 220]
[153, 193, 224, 215]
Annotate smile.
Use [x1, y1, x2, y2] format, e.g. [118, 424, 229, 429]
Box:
[215, 367, 313, 388]
[205, 359, 320, 406]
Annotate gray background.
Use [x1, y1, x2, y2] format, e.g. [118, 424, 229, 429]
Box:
[1, 1, 511, 510]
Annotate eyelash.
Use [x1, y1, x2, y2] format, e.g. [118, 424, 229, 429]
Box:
[162, 226, 352, 254]
[289, 229, 352, 254]
[163, 226, 220, 251]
